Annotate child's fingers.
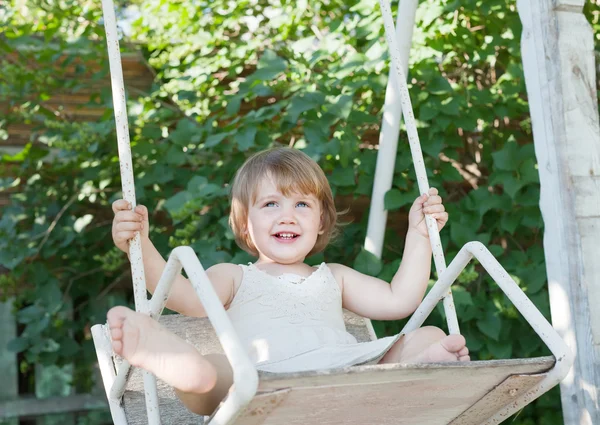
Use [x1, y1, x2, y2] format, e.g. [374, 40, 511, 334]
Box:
[114, 230, 138, 243]
[428, 187, 439, 196]
[115, 210, 144, 223]
[431, 212, 449, 224]
[423, 204, 445, 214]
[112, 199, 131, 213]
[115, 221, 143, 233]
[424, 195, 443, 207]
[134, 205, 148, 220]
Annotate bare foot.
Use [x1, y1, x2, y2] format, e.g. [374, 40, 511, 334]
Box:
[414, 334, 470, 363]
[107, 306, 217, 394]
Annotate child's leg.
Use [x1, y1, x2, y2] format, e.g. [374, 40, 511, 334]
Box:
[379, 326, 470, 364]
[175, 354, 233, 415]
[107, 306, 233, 415]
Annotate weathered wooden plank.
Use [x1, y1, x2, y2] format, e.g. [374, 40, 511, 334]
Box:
[5, 52, 153, 79]
[448, 373, 546, 425]
[0, 394, 108, 419]
[256, 357, 553, 390]
[245, 363, 552, 425]
[239, 389, 291, 425]
[517, 0, 600, 423]
[116, 312, 553, 425]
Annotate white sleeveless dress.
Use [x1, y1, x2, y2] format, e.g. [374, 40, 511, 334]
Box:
[226, 262, 401, 373]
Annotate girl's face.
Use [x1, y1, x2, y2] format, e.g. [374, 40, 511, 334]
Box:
[246, 176, 323, 265]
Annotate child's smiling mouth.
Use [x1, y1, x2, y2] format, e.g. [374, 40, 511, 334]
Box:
[273, 232, 300, 242]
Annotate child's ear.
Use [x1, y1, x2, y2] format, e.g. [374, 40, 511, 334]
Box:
[318, 215, 325, 235]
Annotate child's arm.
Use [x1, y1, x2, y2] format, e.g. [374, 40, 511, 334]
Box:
[112, 200, 239, 317]
[329, 188, 448, 321]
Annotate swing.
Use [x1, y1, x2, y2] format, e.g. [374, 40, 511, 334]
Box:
[92, 0, 573, 423]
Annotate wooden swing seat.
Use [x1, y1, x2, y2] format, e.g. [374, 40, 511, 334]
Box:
[92, 312, 555, 425]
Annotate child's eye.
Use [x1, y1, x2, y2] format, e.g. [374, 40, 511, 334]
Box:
[264, 201, 277, 207]
[296, 201, 309, 208]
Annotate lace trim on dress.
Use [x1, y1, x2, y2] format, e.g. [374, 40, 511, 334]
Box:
[231, 262, 341, 325]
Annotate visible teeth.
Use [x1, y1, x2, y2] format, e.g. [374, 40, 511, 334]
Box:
[278, 233, 295, 239]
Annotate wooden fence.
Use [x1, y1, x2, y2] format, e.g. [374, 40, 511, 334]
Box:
[0, 299, 109, 425]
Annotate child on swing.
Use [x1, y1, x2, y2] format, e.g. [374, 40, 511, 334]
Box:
[108, 147, 469, 415]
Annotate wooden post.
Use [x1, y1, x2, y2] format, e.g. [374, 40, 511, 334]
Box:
[517, 1, 600, 423]
[0, 299, 19, 425]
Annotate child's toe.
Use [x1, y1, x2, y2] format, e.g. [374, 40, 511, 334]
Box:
[440, 334, 466, 353]
[110, 327, 123, 340]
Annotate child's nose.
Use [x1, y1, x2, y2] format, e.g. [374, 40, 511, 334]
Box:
[278, 206, 297, 224]
[278, 216, 296, 224]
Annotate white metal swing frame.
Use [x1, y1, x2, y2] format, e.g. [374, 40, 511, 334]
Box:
[92, 0, 573, 424]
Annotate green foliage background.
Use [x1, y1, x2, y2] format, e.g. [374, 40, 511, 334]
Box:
[2, 0, 599, 422]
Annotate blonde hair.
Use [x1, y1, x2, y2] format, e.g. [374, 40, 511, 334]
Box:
[229, 147, 338, 257]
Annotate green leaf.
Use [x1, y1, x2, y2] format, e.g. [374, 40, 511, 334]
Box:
[356, 173, 374, 196]
[384, 189, 413, 210]
[451, 286, 474, 307]
[186, 175, 208, 192]
[17, 304, 45, 324]
[477, 311, 502, 341]
[353, 248, 383, 277]
[285, 92, 325, 124]
[327, 94, 353, 119]
[304, 121, 328, 145]
[164, 191, 192, 216]
[329, 167, 355, 187]
[440, 97, 460, 116]
[500, 210, 523, 234]
[502, 174, 525, 199]
[492, 142, 520, 171]
[170, 119, 200, 146]
[450, 221, 478, 247]
[234, 126, 257, 151]
[7, 337, 29, 353]
[205, 132, 232, 148]
[486, 339, 512, 358]
[519, 158, 539, 185]
[419, 103, 439, 121]
[250, 49, 287, 81]
[428, 77, 453, 95]
[226, 96, 242, 116]
[166, 145, 187, 165]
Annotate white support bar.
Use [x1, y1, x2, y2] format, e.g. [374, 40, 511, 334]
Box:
[400, 241, 574, 423]
[377, 0, 459, 334]
[91, 325, 128, 425]
[100, 0, 159, 422]
[109, 247, 258, 425]
[100, 0, 147, 316]
[363, 0, 418, 342]
[364, 0, 418, 259]
[171, 247, 259, 425]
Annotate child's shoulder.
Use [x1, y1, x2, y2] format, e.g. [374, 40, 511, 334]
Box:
[325, 262, 351, 272]
[205, 262, 244, 284]
[324, 262, 352, 284]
